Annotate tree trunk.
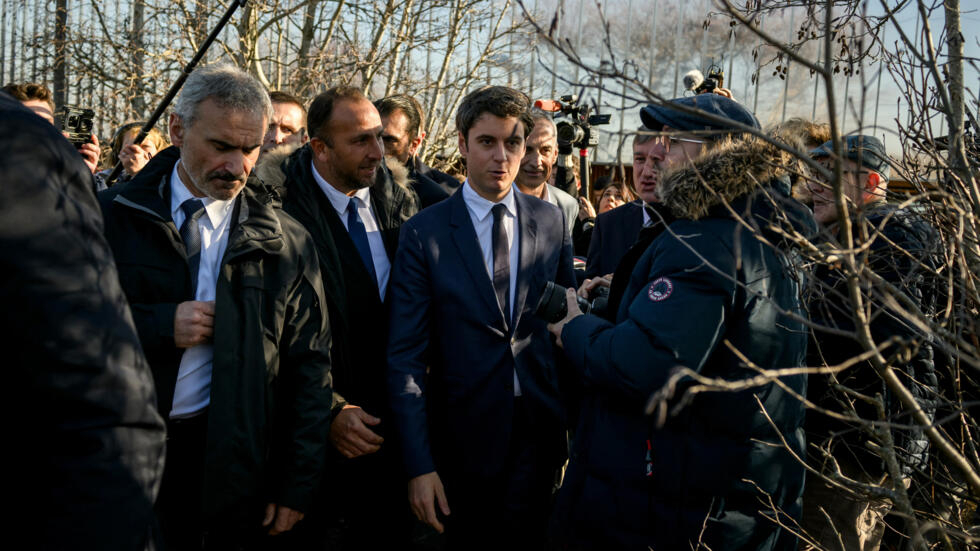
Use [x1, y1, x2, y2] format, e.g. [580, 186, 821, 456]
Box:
[129, 0, 146, 116]
[53, 0, 67, 108]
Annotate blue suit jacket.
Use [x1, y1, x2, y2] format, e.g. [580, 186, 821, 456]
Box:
[584, 200, 644, 279]
[387, 189, 576, 480]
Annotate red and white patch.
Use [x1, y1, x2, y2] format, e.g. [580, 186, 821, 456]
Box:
[647, 277, 673, 302]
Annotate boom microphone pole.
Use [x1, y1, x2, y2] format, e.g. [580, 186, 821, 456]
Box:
[103, 0, 248, 186]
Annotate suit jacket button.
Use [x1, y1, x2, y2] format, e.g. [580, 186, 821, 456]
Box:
[510, 337, 517, 345]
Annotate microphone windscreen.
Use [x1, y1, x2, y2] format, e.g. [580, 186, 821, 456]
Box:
[683, 70, 704, 91]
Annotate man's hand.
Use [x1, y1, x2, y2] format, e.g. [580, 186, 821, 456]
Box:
[713, 87, 735, 100]
[547, 288, 584, 349]
[174, 301, 215, 348]
[577, 273, 613, 299]
[329, 404, 383, 458]
[74, 134, 101, 174]
[119, 143, 153, 175]
[577, 196, 596, 220]
[409, 472, 450, 533]
[262, 503, 304, 536]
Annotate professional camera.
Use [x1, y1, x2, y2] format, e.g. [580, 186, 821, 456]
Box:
[56, 105, 95, 147]
[695, 64, 725, 95]
[534, 95, 611, 152]
[534, 281, 609, 323]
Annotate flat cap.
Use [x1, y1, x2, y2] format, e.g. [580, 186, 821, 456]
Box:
[640, 95, 760, 134]
[810, 135, 890, 178]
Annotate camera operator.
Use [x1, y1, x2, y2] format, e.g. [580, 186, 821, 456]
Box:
[546, 95, 816, 549]
[684, 68, 736, 100]
[95, 122, 169, 189]
[2, 82, 102, 177]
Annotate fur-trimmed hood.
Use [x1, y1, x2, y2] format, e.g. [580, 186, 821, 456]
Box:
[656, 135, 817, 246]
[657, 136, 803, 220]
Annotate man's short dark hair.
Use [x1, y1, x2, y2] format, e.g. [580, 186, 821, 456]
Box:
[2, 82, 54, 111]
[269, 90, 307, 114]
[307, 86, 368, 145]
[375, 94, 424, 138]
[455, 86, 534, 142]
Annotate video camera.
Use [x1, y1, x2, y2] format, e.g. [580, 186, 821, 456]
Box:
[695, 65, 725, 95]
[535, 95, 611, 152]
[534, 281, 609, 323]
[56, 105, 95, 147]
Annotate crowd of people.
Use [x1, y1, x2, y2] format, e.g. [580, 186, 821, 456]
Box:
[2, 63, 943, 551]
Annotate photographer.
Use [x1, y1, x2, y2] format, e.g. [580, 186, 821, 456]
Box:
[547, 95, 815, 550]
[95, 122, 169, 189]
[2, 82, 101, 175]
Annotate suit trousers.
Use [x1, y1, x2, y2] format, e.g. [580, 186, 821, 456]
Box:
[157, 411, 209, 551]
[442, 398, 558, 551]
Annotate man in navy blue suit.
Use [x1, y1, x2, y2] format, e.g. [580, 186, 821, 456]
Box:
[387, 86, 576, 549]
[584, 127, 673, 278]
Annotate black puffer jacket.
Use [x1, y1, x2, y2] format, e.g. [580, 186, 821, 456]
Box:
[806, 202, 940, 476]
[3, 92, 166, 550]
[554, 137, 815, 550]
[98, 147, 333, 525]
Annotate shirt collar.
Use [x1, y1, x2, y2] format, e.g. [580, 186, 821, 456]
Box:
[170, 162, 234, 228]
[311, 160, 372, 215]
[462, 180, 518, 222]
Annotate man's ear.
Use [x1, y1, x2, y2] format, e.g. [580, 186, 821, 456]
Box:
[310, 137, 330, 163]
[457, 131, 468, 159]
[409, 131, 425, 157]
[168, 113, 184, 147]
[865, 171, 882, 196]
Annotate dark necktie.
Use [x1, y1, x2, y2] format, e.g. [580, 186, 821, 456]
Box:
[347, 196, 379, 286]
[491, 203, 511, 325]
[179, 198, 206, 297]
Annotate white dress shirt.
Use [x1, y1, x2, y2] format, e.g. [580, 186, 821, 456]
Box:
[169, 162, 235, 419]
[311, 161, 391, 299]
[461, 181, 522, 396]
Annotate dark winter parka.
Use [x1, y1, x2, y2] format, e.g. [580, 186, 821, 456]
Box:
[553, 137, 816, 550]
[255, 144, 418, 424]
[805, 202, 940, 476]
[98, 147, 333, 525]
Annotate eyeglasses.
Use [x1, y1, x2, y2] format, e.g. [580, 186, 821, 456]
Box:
[669, 136, 706, 145]
[649, 135, 707, 150]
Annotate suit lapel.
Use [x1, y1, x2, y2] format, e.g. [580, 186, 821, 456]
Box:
[449, 192, 508, 331]
[511, 193, 537, 331]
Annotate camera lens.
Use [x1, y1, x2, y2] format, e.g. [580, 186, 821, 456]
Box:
[557, 122, 584, 146]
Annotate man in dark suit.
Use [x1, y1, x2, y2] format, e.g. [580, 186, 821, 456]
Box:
[97, 64, 333, 549]
[584, 127, 671, 278]
[376, 94, 457, 207]
[258, 86, 420, 547]
[387, 86, 576, 549]
[515, 109, 579, 235]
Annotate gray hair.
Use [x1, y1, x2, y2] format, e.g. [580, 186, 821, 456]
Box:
[173, 63, 273, 127]
[529, 108, 557, 136]
[634, 125, 656, 146]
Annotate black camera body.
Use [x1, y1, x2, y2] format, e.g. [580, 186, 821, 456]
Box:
[547, 95, 611, 152]
[695, 65, 725, 95]
[534, 281, 609, 323]
[56, 105, 95, 147]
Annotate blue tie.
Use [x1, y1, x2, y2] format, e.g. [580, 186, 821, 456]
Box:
[347, 196, 379, 286]
[179, 198, 206, 298]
